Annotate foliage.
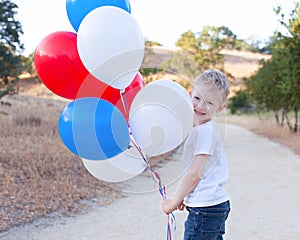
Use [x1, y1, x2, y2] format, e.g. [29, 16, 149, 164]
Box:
[245, 3, 300, 132]
[160, 26, 241, 84]
[143, 26, 267, 88]
[139, 67, 163, 78]
[0, 0, 24, 100]
[198, 25, 238, 50]
[228, 90, 253, 114]
[20, 52, 37, 77]
[145, 40, 162, 47]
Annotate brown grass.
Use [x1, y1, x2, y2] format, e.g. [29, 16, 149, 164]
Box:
[0, 92, 172, 232]
[0, 95, 122, 232]
[221, 49, 271, 80]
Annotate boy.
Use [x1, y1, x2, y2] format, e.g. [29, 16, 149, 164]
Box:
[162, 69, 231, 240]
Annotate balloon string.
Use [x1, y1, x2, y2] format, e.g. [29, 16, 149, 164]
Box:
[119, 90, 176, 240]
[120, 89, 129, 120]
[129, 134, 176, 240]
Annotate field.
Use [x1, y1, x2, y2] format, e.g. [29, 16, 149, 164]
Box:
[0, 48, 299, 232]
[0, 95, 123, 232]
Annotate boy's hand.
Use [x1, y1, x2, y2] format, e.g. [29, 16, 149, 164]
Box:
[162, 199, 177, 215]
[177, 200, 185, 211]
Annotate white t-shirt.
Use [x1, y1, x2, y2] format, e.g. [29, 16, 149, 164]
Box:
[182, 120, 230, 207]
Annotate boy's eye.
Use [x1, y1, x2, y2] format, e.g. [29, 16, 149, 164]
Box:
[194, 96, 200, 100]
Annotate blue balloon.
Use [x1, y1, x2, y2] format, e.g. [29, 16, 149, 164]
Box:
[66, 0, 131, 32]
[58, 97, 130, 160]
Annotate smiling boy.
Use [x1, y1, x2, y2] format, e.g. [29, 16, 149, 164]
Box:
[162, 69, 231, 240]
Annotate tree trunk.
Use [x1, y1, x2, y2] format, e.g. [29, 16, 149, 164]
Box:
[280, 108, 286, 126]
[274, 110, 279, 125]
[284, 111, 293, 131]
[294, 107, 299, 133]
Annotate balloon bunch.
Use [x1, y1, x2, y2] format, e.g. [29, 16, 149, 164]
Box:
[34, 1, 194, 239]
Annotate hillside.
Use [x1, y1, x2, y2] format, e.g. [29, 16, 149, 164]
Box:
[142, 46, 271, 88]
[17, 47, 271, 98]
[221, 49, 271, 80]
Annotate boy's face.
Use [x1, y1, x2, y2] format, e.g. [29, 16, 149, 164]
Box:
[191, 84, 226, 125]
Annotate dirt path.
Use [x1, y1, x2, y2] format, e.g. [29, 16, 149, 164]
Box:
[1, 124, 300, 240]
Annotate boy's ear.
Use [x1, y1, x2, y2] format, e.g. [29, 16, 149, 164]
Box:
[217, 103, 226, 113]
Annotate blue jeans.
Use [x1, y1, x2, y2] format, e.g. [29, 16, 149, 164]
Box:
[183, 201, 230, 240]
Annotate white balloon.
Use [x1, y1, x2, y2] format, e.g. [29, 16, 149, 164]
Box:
[82, 146, 147, 183]
[129, 80, 194, 156]
[77, 6, 145, 89]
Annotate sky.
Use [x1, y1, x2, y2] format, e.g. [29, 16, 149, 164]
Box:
[14, 0, 297, 56]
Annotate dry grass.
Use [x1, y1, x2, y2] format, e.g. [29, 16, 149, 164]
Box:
[0, 95, 122, 232]
[221, 49, 271, 80]
[0, 92, 173, 232]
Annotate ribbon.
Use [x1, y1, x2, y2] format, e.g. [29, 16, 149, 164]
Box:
[120, 90, 177, 240]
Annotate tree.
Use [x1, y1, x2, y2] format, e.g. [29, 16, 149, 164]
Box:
[227, 89, 253, 114]
[246, 3, 300, 132]
[0, 0, 23, 100]
[162, 31, 204, 84]
[198, 25, 238, 50]
[161, 26, 237, 85]
[20, 52, 37, 77]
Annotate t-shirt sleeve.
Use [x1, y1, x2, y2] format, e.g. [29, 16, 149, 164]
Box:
[194, 125, 214, 156]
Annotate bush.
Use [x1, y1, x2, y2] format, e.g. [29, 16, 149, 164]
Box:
[228, 90, 254, 114]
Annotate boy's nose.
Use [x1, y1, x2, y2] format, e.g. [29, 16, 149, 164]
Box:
[195, 99, 206, 109]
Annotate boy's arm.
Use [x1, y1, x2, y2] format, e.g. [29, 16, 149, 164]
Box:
[162, 154, 208, 214]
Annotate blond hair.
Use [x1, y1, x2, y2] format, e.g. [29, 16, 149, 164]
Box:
[193, 69, 230, 103]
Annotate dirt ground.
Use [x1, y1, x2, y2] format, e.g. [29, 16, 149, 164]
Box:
[1, 123, 300, 240]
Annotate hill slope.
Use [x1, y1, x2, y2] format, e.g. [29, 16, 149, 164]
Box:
[17, 48, 271, 97]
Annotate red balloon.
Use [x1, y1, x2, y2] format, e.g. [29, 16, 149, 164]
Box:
[76, 71, 144, 120]
[34, 31, 92, 99]
[34, 31, 144, 119]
